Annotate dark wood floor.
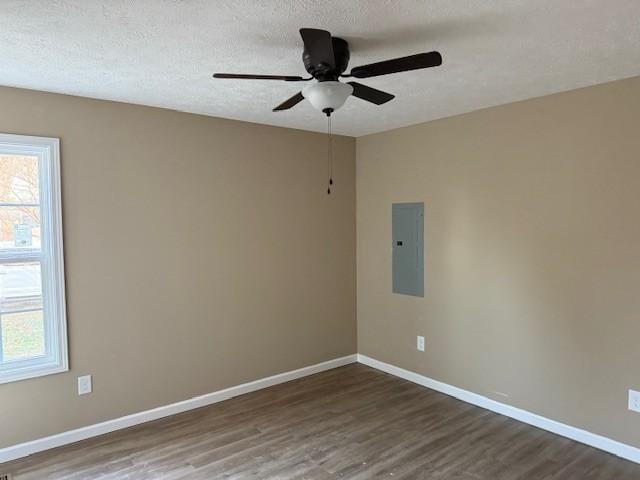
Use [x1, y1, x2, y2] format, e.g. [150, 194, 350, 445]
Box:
[3, 364, 639, 479]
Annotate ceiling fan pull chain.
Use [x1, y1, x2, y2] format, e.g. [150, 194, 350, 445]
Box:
[327, 114, 333, 195]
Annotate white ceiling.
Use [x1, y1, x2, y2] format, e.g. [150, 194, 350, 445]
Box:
[1, 0, 639, 137]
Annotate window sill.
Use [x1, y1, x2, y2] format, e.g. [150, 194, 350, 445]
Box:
[0, 359, 68, 385]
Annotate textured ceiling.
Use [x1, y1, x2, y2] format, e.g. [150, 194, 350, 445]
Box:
[1, 0, 639, 136]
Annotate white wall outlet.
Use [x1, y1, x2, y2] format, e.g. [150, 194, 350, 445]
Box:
[417, 336, 425, 352]
[78, 375, 92, 395]
[629, 389, 640, 413]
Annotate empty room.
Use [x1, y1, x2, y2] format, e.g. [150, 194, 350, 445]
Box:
[1, 1, 640, 478]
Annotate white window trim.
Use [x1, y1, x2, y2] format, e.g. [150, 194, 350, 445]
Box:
[0, 133, 68, 384]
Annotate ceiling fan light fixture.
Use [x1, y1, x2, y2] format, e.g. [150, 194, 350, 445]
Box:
[302, 81, 353, 113]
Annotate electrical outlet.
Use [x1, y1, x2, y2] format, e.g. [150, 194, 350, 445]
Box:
[417, 336, 425, 352]
[629, 390, 640, 413]
[78, 375, 92, 395]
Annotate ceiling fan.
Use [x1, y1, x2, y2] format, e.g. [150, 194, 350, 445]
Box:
[213, 28, 442, 116]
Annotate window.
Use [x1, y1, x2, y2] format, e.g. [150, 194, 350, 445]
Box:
[0, 134, 67, 384]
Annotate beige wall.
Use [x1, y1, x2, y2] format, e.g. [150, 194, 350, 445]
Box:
[0, 87, 356, 448]
[357, 76, 640, 448]
[4, 75, 640, 451]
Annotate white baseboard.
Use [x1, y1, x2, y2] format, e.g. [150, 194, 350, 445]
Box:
[357, 354, 640, 465]
[4, 353, 638, 466]
[0, 354, 357, 464]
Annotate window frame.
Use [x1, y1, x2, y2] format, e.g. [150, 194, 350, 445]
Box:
[0, 133, 68, 384]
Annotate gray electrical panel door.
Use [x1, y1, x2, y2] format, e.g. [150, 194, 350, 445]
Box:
[392, 202, 424, 297]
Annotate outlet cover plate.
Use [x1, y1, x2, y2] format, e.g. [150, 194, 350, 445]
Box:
[78, 375, 92, 395]
[417, 336, 425, 352]
[629, 389, 640, 413]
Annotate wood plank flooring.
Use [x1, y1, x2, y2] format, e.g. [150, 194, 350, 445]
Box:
[3, 364, 639, 479]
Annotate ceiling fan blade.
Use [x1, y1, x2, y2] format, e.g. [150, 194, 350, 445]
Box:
[299, 28, 336, 69]
[273, 92, 305, 111]
[347, 82, 395, 105]
[349, 51, 442, 79]
[213, 73, 308, 82]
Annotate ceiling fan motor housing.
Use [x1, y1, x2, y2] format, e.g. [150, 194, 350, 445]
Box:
[303, 37, 350, 81]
